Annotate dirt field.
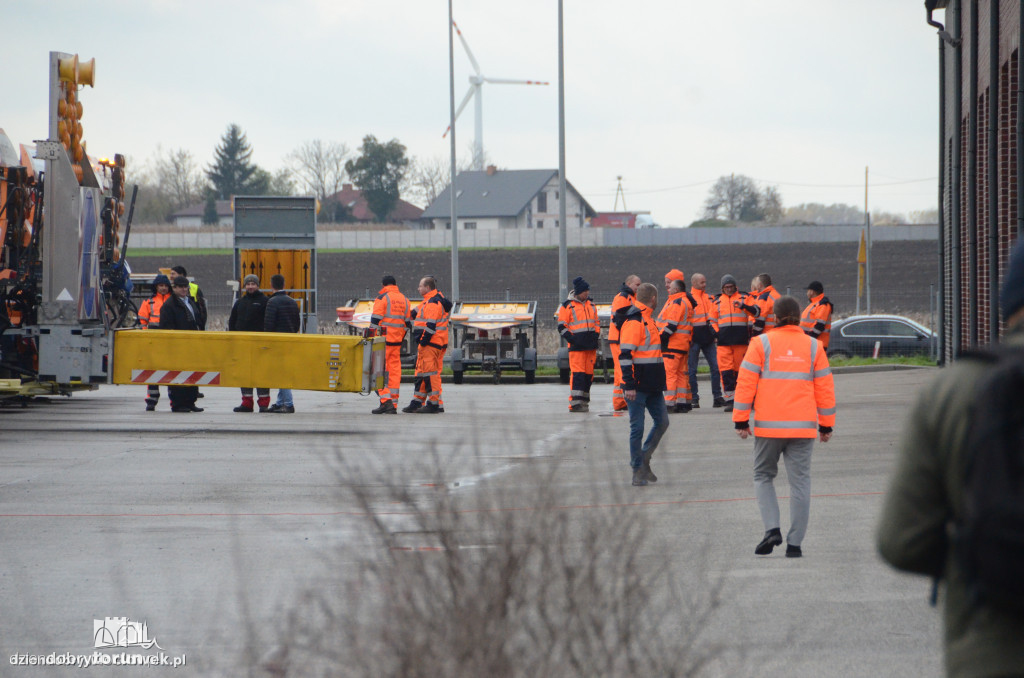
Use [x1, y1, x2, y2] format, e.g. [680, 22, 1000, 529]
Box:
[131, 240, 939, 352]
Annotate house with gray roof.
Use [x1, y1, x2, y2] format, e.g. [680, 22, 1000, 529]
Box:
[420, 166, 596, 231]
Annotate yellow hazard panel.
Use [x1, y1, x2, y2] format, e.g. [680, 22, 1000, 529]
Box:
[112, 330, 384, 393]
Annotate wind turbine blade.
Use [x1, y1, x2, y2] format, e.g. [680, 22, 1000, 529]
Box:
[451, 21, 482, 76]
[442, 86, 477, 138]
[482, 77, 550, 86]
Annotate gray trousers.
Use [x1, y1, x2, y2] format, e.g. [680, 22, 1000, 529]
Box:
[753, 436, 814, 547]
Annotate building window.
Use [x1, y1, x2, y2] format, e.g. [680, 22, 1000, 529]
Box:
[464, 222, 477, 230]
[445, 221, 451, 230]
[556, 220, 560, 228]
[537, 220, 544, 229]
[537, 191, 547, 212]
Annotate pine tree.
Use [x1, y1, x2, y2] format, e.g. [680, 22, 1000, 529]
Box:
[206, 124, 259, 200]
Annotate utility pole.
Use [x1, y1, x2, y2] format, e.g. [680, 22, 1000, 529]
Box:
[865, 166, 871, 314]
[557, 0, 567, 301]
[448, 0, 459, 301]
[613, 176, 626, 211]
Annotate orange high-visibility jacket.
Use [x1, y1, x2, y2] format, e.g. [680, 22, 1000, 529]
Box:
[558, 296, 600, 351]
[732, 325, 836, 438]
[800, 293, 833, 350]
[715, 290, 751, 347]
[751, 285, 781, 336]
[656, 291, 693, 354]
[414, 289, 451, 349]
[689, 288, 719, 344]
[138, 292, 170, 329]
[607, 283, 635, 345]
[370, 284, 410, 345]
[618, 300, 666, 392]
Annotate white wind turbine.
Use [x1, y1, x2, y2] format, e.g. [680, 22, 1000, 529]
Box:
[443, 20, 549, 171]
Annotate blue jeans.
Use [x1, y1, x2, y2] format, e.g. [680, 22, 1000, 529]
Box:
[275, 389, 293, 407]
[687, 341, 722, 401]
[625, 389, 669, 470]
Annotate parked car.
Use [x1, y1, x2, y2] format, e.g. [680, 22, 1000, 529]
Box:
[827, 314, 937, 360]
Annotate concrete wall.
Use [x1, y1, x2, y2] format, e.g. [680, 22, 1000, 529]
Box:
[129, 224, 937, 250]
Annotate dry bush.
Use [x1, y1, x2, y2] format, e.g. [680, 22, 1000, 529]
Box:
[251, 449, 731, 677]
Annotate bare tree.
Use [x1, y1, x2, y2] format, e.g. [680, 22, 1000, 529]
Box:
[404, 151, 489, 208]
[153, 146, 206, 210]
[286, 140, 350, 201]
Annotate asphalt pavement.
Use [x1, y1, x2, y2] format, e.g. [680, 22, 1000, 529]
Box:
[0, 369, 943, 677]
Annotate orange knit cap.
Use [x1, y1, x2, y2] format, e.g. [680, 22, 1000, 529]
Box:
[666, 268, 685, 282]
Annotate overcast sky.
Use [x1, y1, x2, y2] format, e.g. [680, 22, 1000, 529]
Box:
[4, 1, 941, 227]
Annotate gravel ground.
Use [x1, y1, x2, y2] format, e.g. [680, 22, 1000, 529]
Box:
[131, 240, 939, 350]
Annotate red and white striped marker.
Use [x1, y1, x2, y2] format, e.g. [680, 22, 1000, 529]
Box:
[131, 370, 221, 385]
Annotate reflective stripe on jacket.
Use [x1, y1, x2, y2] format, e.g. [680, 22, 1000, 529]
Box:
[607, 283, 635, 344]
[751, 286, 781, 336]
[732, 325, 836, 438]
[800, 293, 833, 350]
[656, 291, 693, 354]
[138, 292, 170, 329]
[414, 289, 450, 349]
[715, 291, 751, 347]
[618, 300, 667, 392]
[370, 284, 410, 345]
[558, 296, 600, 351]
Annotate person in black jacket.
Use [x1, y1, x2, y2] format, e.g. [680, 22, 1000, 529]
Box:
[158, 276, 203, 412]
[264, 274, 301, 413]
[228, 274, 270, 412]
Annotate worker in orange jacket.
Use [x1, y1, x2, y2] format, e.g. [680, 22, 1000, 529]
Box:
[403, 276, 453, 414]
[715, 274, 751, 412]
[138, 274, 171, 411]
[619, 283, 669, 486]
[748, 273, 781, 337]
[657, 274, 693, 413]
[733, 295, 836, 558]
[800, 281, 833, 350]
[369, 275, 410, 414]
[558, 276, 600, 412]
[608, 274, 641, 411]
[687, 272, 725, 408]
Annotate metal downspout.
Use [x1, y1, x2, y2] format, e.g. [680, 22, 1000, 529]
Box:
[967, 0, 979, 349]
[989, 0, 1000, 343]
[951, 0, 964, 358]
[927, 1, 949, 364]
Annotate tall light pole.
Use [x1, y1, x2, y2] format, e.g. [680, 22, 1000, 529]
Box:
[448, 0, 460, 301]
[557, 0, 567, 301]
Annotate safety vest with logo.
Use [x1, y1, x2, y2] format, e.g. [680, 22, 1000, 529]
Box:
[370, 284, 410, 345]
[414, 289, 451, 349]
[618, 300, 667, 392]
[558, 296, 600, 351]
[800, 293, 833, 350]
[689, 288, 719, 345]
[138, 292, 170, 329]
[751, 285, 781, 336]
[656, 291, 693, 354]
[732, 325, 836, 438]
[608, 284, 635, 345]
[715, 290, 751, 346]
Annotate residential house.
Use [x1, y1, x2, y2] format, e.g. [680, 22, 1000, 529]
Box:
[170, 200, 233, 228]
[420, 166, 596, 231]
[322, 184, 423, 224]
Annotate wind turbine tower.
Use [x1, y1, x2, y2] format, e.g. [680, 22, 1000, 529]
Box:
[443, 21, 549, 171]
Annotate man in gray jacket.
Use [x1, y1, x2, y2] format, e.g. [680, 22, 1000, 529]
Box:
[877, 238, 1024, 677]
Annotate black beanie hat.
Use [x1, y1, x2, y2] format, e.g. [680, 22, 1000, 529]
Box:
[152, 274, 170, 287]
[1001, 238, 1024, 321]
[572, 277, 590, 295]
[807, 281, 824, 295]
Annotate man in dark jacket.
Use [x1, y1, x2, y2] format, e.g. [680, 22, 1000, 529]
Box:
[877, 239, 1024, 676]
[228, 274, 270, 412]
[158, 276, 203, 412]
[171, 265, 207, 330]
[619, 282, 669, 486]
[264, 274, 301, 413]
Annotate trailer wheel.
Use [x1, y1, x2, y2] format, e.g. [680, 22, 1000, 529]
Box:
[453, 370, 464, 384]
[525, 370, 536, 384]
[559, 368, 570, 384]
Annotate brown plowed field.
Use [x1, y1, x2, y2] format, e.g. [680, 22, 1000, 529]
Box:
[132, 240, 938, 351]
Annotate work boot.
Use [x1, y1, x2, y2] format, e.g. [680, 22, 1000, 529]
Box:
[233, 404, 254, 413]
[692, 399, 700, 409]
[713, 397, 727, 408]
[786, 544, 803, 558]
[258, 406, 270, 413]
[642, 450, 658, 483]
[415, 402, 441, 414]
[145, 401, 157, 412]
[371, 401, 397, 414]
[674, 403, 691, 413]
[722, 400, 734, 413]
[569, 402, 587, 413]
[632, 469, 648, 487]
[402, 400, 423, 413]
[755, 528, 783, 555]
